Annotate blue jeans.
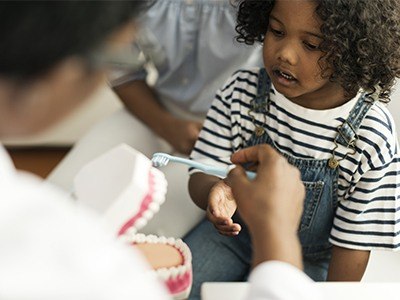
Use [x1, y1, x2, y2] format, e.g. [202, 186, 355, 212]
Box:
[184, 218, 330, 300]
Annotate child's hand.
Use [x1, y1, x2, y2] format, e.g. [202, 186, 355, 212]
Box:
[206, 180, 241, 236]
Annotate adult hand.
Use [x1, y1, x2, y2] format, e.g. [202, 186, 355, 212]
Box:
[160, 117, 202, 155]
[206, 180, 241, 236]
[227, 145, 305, 269]
[228, 144, 304, 234]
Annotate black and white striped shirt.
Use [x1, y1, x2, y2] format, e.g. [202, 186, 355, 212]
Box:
[190, 68, 400, 250]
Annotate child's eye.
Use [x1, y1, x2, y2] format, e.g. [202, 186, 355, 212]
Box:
[304, 41, 319, 51]
[269, 26, 284, 37]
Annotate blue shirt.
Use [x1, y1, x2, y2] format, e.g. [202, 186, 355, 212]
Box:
[110, 0, 263, 115]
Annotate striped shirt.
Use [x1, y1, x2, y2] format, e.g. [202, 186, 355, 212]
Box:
[190, 68, 400, 251]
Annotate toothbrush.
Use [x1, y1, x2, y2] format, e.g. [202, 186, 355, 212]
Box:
[151, 152, 256, 180]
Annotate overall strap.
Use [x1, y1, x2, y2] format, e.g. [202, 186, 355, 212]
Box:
[335, 93, 375, 149]
[252, 68, 272, 113]
[247, 68, 273, 138]
[257, 68, 271, 97]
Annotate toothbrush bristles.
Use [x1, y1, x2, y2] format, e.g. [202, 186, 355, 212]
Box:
[151, 155, 170, 168]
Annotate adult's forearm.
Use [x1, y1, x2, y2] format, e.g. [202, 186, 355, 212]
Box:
[188, 173, 220, 210]
[251, 220, 303, 271]
[114, 80, 172, 137]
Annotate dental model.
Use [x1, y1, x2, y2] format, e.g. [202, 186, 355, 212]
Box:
[73, 144, 192, 299]
[121, 233, 192, 299]
[74, 144, 167, 234]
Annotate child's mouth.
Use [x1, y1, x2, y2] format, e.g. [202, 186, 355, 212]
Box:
[273, 69, 297, 86]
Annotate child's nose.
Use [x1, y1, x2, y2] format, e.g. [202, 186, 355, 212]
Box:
[276, 41, 299, 66]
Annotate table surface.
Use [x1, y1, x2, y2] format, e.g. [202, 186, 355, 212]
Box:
[202, 250, 400, 299]
[202, 282, 400, 300]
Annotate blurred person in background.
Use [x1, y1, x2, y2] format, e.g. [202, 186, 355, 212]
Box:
[0, 1, 168, 299]
[47, 0, 263, 238]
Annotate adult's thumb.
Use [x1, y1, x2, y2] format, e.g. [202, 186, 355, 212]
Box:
[227, 165, 250, 200]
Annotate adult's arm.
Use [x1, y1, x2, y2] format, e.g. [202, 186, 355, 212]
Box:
[227, 145, 322, 300]
[227, 145, 303, 269]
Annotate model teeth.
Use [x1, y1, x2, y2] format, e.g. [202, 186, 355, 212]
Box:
[121, 232, 193, 296]
[121, 233, 192, 266]
[157, 268, 170, 280]
[135, 217, 147, 229]
[123, 234, 188, 252]
[167, 237, 176, 245]
[170, 267, 179, 279]
[122, 167, 166, 234]
[155, 264, 191, 281]
[142, 210, 154, 220]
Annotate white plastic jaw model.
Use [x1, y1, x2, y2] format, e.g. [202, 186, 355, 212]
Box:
[74, 144, 192, 299]
[121, 233, 193, 299]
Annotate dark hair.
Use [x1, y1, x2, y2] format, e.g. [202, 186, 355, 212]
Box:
[235, 0, 400, 102]
[0, 1, 148, 80]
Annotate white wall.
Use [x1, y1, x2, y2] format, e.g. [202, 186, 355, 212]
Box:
[388, 81, 400, 136]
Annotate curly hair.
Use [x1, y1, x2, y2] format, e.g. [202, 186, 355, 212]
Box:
[235, 0, 400, 102]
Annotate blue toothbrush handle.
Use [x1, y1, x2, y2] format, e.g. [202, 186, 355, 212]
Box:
[157, 154, 257, 180]
[168, 156, 211, 171]
[193, 164, 256, 180]
[245, 170, 256, 180]
[196, 161, 257, 180]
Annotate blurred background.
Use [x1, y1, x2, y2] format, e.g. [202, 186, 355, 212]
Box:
[5, 81, 400, 179]
[3, 84, 122, 178]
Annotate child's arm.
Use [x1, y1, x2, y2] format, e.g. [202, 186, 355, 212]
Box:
[115, 80, 202, 155]
[188, 172, 220, 211]
[189, 172, 241, 236]
[327, 245, 370, 281]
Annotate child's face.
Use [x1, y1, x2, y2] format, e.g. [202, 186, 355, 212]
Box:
[263, 0, 346, 110]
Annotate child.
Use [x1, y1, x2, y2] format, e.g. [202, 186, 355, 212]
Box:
[184, 0, 400, 298]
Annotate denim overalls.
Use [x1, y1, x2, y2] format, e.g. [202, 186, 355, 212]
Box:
[185, 68, 374, 300]
[245, 68, 374, 271]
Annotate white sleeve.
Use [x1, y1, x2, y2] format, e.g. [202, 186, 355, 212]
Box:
[0, 173, 170, 300]
[245, 261, 321, 300]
